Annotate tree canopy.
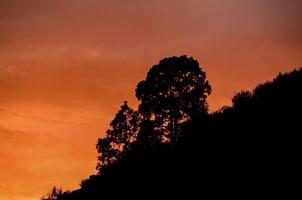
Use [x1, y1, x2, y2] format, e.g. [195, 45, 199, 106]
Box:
[136, 55, 211, 144]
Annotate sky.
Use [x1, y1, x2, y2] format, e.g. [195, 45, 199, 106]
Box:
[0, 0, 301, 199]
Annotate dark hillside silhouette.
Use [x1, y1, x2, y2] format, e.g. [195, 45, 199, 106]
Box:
[42, 57, 302, 199]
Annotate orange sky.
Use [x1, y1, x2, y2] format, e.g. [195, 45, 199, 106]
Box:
[0, 0, 301, 199]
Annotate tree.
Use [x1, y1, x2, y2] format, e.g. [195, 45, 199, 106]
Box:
[41, 187, 63, 200]
[131, 119, 163, 150]
[232, 91, 252, 109]
[96, 101, 140, 171]
[136, 55, 211, 144]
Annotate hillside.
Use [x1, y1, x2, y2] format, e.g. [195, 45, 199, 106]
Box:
[43, 59, 302, 199]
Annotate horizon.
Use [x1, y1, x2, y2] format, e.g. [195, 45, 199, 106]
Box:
[0, 1, 301, 200]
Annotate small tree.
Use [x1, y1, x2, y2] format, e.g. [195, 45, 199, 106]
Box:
[96, 101, 140, 171]
[41, 187, 63, 200]
[136, 55, 211, 144]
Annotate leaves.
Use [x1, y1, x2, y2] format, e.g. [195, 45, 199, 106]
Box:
[96, 101, 140, 171]
[136, 55, 211, 143]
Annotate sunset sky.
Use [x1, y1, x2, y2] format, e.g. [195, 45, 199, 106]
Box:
[0, 0, 301, 199]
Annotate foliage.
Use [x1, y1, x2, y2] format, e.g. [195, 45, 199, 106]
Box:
[41, 187, 64, 200]
[96, 101, 140, 170]
[136, 55, 211, 143]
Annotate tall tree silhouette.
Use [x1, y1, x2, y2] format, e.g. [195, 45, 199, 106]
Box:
[136, 55, 211, 144]
[96, 101, 140, 171]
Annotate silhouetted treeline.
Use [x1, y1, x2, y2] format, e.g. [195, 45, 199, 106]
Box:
[42, 56, 301, 199]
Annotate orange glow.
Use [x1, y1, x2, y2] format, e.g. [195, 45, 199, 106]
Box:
[0, 1, 301, 199]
